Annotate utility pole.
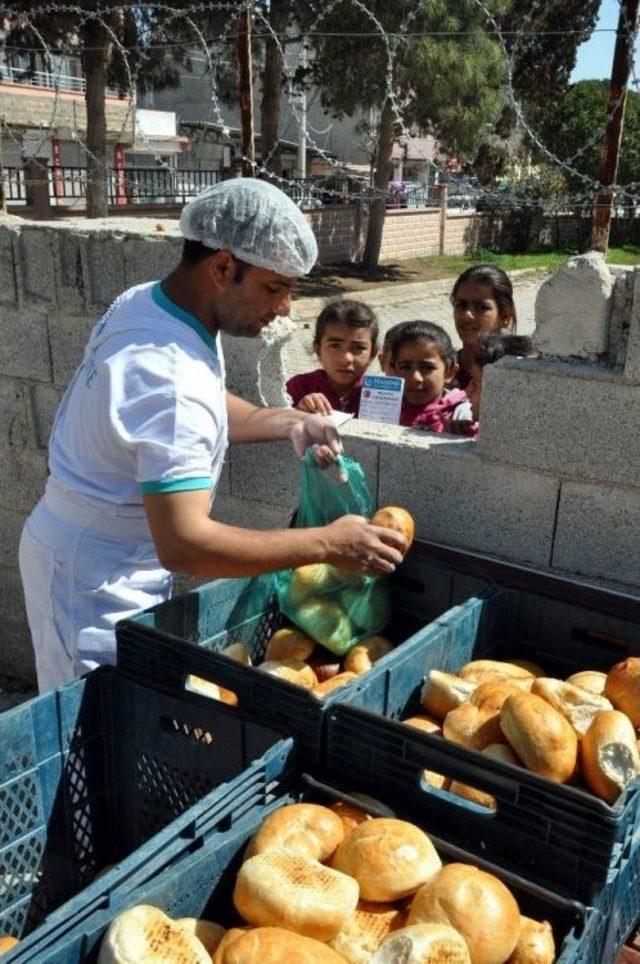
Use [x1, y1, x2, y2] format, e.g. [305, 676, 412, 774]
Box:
[590, 0, 640, 253]
[296, 45, 307, 180]
[237, 7, 255, 177]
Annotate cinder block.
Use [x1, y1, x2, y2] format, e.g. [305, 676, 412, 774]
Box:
[212, 493, 295, 530]
[478, 358, 640, 488]
[624, 268, 640, 380]
[57, 230, 89, 310]
[0, 224, 20, 305]
[123, 236, 182, 289]
[48, 311, 98, 387]
[81, 235, 126, 308]
[230, 440, 299, 508]
[553, 481, 640, 589]
[28, 382, 63, 448]
[0, 305, 52, 381]
[0, 444, 48, 513]
[19, 228, 59, 303]
[377, 434, 559, 568]
[534, 253, 613, 359]
[0, 567, 36, 681]
[0, 380, 31, 448]
[222, 316, 296, 407]
[0, 509, 27, 568]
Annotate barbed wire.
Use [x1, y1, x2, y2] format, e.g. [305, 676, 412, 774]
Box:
[0, 0, 639, 211]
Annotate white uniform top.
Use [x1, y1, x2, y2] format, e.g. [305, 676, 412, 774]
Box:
[19, 280, 229, 690]
[50, 280, 228, 504]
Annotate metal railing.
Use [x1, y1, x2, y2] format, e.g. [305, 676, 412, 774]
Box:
[2, 166, 26, 202]
[0, 63, 119, 96]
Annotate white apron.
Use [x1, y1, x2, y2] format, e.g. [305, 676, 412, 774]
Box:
[19, 478, 172, 692]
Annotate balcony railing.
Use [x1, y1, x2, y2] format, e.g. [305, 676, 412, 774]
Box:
[0, 63, 119, 97]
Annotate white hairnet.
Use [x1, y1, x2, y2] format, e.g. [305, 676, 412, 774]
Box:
[180, 177, 318, 277]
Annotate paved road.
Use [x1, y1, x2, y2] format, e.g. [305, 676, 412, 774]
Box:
[284, 271, 544, 377]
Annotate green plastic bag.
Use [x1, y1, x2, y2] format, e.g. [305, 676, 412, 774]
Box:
[276, 451, 391, 655]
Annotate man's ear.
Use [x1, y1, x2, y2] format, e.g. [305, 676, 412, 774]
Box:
[208, 250, 237, 290]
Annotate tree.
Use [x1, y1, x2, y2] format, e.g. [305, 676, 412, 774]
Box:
[537, 79, 640, 190]
[304, 0, 507, 268]
[4, 4, 191, 217]
[473, 0, 600, 185]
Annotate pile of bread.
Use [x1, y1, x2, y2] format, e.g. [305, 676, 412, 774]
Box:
[407, 655, 640, 805]
[97, 799, 557, 963]
[187, 622, 395, 706]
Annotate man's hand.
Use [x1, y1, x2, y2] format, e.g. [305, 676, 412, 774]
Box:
[296, 392, 333, 415]
[322, 514, 406, 575]
[289, 412, 342, 468]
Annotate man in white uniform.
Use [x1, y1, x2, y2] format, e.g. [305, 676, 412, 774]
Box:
[20, 179, 404, 692]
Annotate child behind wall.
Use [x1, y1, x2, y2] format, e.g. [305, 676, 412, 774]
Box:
[286, 299, 378, 416]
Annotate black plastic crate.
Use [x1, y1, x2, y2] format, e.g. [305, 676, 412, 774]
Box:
[326, 584, 640, 905]
[116, 548, 490, 762]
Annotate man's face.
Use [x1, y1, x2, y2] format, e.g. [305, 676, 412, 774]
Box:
[212, 260, 294, 338]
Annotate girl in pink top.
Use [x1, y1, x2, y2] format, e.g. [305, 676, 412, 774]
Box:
[387, 321, 470, 431]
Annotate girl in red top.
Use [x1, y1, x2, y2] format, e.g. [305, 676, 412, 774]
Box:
[451, 264, 517, 389]
[286, 300, 378, 415]
[387, 321, 470, 431]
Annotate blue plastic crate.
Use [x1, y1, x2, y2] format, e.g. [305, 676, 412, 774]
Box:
[601, 825, 640, 962]
[0, 666, 293, 952]
[326, 585, 640, 906]
[116, 548, 490, 762]
[6, 774, 604, 964]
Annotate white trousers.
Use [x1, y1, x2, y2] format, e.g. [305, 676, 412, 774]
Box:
[19, 480, 172, 692]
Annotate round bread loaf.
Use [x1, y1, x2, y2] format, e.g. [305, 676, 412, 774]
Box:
[176, 919, 225, 955]
[233, 849, 358, 941]
[408, 864, 521, 964]
[566, 670, 606, 696]
[288, 563, 337, 606]
[530, 677, 612, 736]
[330, 800, 373, 835]
[370, 507, 415, 552]
[264, 627, 316, 662]
[245, 803, 344, 861]
[605, 658, 640, 727]
[371, 923, 471, 963]
[213, 926, 347, 963]
[507, 916, 555, 963]
[458, 660, 535, 686]
[344, 636, 394, 675]
[313, 672, 358, 699]
[0, 936, 19, 954]
[222, 642, 252, 666]
[186, 674, 238, 706]
[580, 710, 640, 802]
[97, 905, 210, 964]
[499, 692, 578, 783]
[258, 659, 318, 690]
[508, 660, 546, 677]
[332, 818, 441, 902]
[443, 682, 519, 750]
[449, 744, 519, 810]
[421, 671, 477, 720]
[330, 900, 406, 963]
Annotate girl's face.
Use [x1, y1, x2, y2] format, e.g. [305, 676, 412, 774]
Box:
[316, 321, 376, 392]
[452, 281, 512, 346]
[391, 337, 458, 407]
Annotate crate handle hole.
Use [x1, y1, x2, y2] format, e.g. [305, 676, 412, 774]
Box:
[418, 772, 497, 817]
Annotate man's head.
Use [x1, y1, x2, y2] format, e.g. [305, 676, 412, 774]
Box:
[178, 179, 317, 338]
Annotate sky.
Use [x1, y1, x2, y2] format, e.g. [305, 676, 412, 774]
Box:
[571, 0, 640, 83]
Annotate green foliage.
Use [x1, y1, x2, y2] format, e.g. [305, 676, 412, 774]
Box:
[535, 80, 640, 188]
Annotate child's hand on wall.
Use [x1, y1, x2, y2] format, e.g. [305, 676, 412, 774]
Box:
[297, 392, 334, 415]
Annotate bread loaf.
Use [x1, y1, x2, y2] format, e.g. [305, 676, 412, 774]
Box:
[0, 937, 19, 955]
[370, 506, 415, 552]
[264, 627, 316, 662]
[185, 674, 238, 706]
[566, 670, 606, 696]
[313, 672, 358, 699]
[332, 818, 441, 902]
[288, 563, 337, 606]
[329, 900, 406, 963]
[531, 677, 613, 736]
[507, 916, 555, 963]
[97, 905, 211, 964]
[176, 919, 225, 955]
[449, 744, 520, 810]
[371, 923, 471, 963]
[443, 682, 520, 751]
[258, 659, 318, 689]
[580, 710, 640, 802]
[499, 692, 578, 783]
[421, 671, 477, 720]
[605, 658, 640, 727]
[344, 636, 394, 675]
[222, 642, 252, 666]
[245, 803, 344, 861]
[403, 716, 447, 790]
[458, 660, 536, 687]
[213, 926, 348, 963]
[233, 849, 358, 941]
[330, 800, 373, 835]
[408, 863, 521, 964]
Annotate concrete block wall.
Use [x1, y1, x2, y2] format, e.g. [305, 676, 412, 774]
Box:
[378, 209, 441, 261]
[1, 221, 638, 683]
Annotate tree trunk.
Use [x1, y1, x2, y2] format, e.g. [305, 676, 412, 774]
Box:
[82, 19, 110, 218]
[260, 1, 289, 174]
[362, 100, 395, 270]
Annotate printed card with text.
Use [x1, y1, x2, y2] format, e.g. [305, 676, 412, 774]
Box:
[358, 373, 404, 425]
